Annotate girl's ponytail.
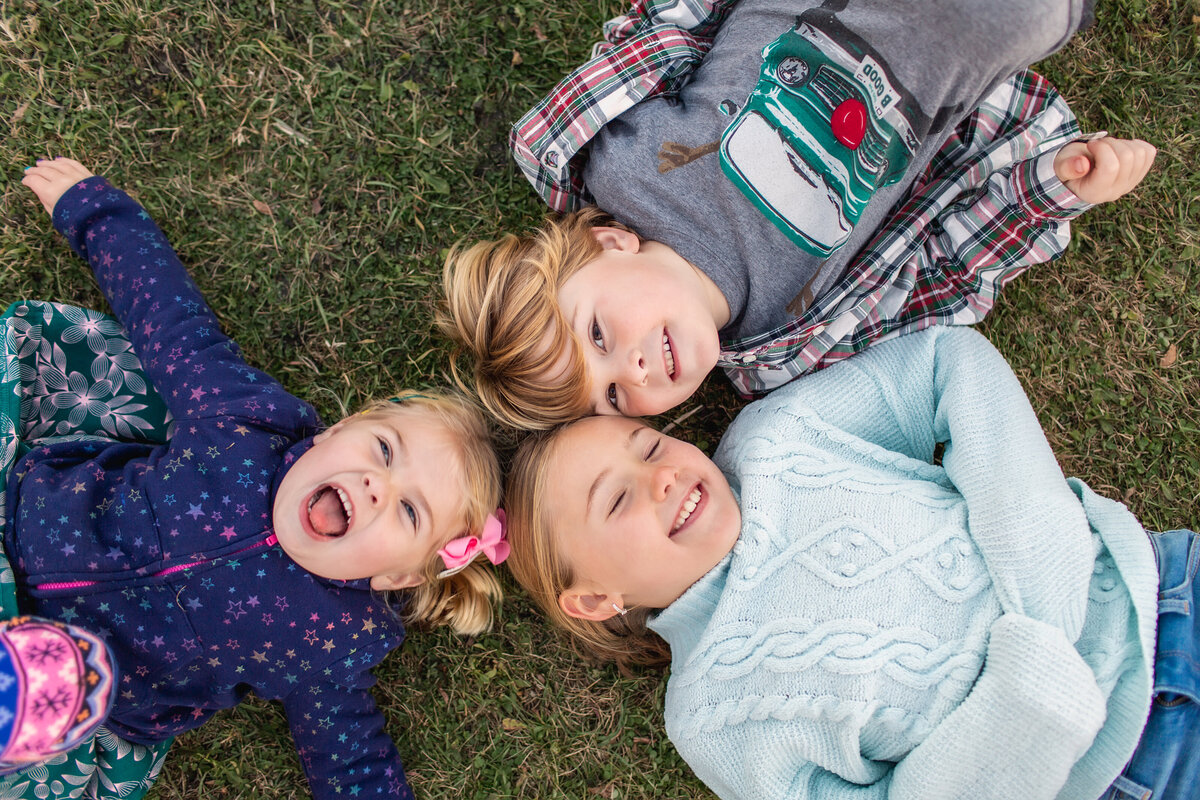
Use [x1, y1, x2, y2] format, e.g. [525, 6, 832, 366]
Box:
[402, 560, 501, 637]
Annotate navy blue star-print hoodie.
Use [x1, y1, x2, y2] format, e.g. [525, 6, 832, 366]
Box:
[4, 179, 414, 799]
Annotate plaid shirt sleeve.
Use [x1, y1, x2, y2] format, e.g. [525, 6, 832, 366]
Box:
[510, 0, 740, 212]
[718, 69, 1093, 398]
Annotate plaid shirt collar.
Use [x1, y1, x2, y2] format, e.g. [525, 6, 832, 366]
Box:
[510, 0, 738, 212]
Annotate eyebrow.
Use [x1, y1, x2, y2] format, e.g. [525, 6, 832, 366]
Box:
[584, 425, 644, 517]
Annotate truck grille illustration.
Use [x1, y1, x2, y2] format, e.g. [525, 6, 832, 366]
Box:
[720, 14, 922, 257]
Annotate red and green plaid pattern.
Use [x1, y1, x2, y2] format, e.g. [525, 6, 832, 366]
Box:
[717, 69, 1091, 397]
[510, 0, 738, 212]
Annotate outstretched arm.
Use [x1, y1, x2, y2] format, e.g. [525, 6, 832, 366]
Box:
[283, 679, 415, 800]
[719, 73, 1155, 398]
[22, 157, 315, 433]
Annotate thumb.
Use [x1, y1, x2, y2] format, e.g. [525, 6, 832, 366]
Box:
[1053, 142, 1093, 183]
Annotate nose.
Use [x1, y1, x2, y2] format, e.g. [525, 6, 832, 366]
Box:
[650, 463, 676, 502]
[362, 471, 392, 507]
[622, 348, 648, 386]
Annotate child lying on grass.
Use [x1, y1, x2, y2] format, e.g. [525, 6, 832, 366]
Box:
[505, 325, 1194, 799]
[442, 0, 1155, 429]
[1, 158, 509, 799]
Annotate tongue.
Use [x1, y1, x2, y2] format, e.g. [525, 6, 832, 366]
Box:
[309, 488, 348, 536]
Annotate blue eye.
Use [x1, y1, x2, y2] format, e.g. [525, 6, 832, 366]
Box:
[401, 500, 417, 526]
[378, 438, 391, 465]
[590, 319, 605, 351]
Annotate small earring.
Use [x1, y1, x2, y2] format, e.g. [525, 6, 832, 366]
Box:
[611, 602, 628, 617]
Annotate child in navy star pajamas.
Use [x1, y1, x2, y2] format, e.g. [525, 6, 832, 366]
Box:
[4, 157, 508, 799]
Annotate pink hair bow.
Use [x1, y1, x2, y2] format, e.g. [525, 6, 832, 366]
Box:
[437, 510, 509, 578]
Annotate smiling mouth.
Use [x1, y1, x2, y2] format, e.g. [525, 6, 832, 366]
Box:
[663, 330, 677, 380]
[307, 485, 353, 537]
[671, 485, 703, 535]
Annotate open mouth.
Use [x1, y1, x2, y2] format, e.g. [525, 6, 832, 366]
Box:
[670, 485, 703, 536]
[306, 485, 353, 538]
[662, 329, 677, 380]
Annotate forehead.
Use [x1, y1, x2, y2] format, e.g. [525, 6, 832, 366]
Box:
[548, 416, 642, 482]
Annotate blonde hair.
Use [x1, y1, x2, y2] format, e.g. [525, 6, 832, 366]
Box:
[352, 393, 503, 637]
[439, 207, 637, 431]
[504, 421, 671, 672]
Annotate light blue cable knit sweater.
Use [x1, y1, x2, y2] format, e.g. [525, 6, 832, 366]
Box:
[648, 327, 1157, 800]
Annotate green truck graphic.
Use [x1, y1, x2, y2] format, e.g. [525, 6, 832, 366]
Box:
[720, 15, 921, 257]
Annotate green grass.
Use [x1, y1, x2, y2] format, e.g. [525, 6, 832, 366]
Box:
[1, 0, 1198, 797]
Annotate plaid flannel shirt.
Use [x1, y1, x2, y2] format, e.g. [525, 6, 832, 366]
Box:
[510, 0, 1091, 398]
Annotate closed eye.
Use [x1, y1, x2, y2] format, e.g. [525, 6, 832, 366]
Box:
[644, 439, 660, 460]
[608, 490, 626, 519]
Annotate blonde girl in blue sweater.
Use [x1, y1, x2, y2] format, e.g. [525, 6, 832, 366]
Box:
[505, 325, 1196, 800]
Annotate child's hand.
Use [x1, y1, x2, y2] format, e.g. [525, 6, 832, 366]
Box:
[1053, 135, 1156, 205]
[21, 157, 95, 216]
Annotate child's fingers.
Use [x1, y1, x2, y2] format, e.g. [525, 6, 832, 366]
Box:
[1097, 138, 1156, 194]
[20, 157, 94, 215]
[1083, 137, 1122, 185]
[1062, 137, 1157, 204]
[33, 156, 84, 170]
[1124, 139, 1157, 184]
[25, 157, 88, 184]
[32, 157, 92, 182]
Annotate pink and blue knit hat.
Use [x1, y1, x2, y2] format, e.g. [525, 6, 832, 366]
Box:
[0, 616, 115, 774]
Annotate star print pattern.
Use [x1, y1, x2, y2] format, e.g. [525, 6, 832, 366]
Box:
[3, 180, 414, 800]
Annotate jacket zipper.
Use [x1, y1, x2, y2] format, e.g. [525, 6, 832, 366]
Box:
[34, 533, 279, 591]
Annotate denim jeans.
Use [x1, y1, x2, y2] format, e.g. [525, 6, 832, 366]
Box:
[1101, 529, 1200, 800]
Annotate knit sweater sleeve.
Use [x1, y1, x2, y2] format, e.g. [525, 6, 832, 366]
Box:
[51, 178, 316, 432]
[760, 325, 1094, 639]
[282, 675, 414, 800]
[671, 613, 1106, 800]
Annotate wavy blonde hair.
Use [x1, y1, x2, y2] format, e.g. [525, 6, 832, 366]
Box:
[353, 393, 503, 637]
[504, 420, 670, 672]
[439, 207, 637, 431]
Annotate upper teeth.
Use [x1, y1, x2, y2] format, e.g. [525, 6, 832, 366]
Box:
[335, 487, 352, 523]
[663, 334, 675, 377]
[673, 487, 701, 532]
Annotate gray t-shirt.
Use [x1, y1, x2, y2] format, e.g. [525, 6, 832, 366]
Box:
[584, 0, 1088, 339]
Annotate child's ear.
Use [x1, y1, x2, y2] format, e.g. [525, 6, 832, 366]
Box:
[590, 226, 640, 254]
[370, 573, 425, 592]
[559, 587, 622, 621]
